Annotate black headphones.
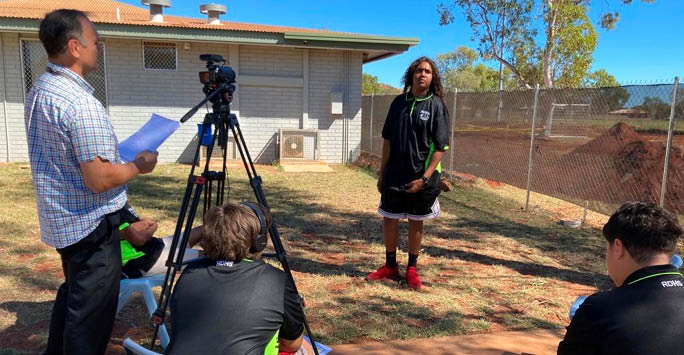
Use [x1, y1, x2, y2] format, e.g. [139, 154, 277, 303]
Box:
[241, 202, 268, 253]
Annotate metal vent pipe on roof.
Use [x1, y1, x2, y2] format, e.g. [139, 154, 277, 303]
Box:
[200, 3, 227, 25]
[142, 0, 171, 23]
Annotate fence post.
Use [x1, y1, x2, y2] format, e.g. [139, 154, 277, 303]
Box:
[525, 84, 540, 211]
[660, 76, 680, 207]
[449, 89, 457, 183]
[369, 90, 374, 157]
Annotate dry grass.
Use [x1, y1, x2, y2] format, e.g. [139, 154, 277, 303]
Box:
[0, 163, 612, 354]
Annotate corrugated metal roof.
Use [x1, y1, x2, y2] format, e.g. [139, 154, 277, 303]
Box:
[0, 0, 339, 35]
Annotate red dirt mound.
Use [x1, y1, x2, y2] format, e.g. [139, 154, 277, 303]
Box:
[572, 122, 643, 155]
[616, 139, 684, 213]
[354, 151, 381, 171]
[558, 122, 684, 213]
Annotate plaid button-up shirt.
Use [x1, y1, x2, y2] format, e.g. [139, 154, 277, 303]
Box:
[24, 62, 127, 249]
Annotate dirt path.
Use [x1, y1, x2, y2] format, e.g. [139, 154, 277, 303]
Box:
[329, 328, 564, 355]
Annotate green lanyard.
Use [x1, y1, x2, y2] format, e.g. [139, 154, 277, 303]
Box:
[406, 92, 433, 116]
[627, 272, 683, 285]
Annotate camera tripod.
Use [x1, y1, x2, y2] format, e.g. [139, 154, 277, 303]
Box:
[149, 81, 321, 355]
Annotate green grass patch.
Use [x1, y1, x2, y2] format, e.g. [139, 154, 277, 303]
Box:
[0, 163, 610, 353]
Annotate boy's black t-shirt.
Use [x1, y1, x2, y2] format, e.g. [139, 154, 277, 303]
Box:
[381, 92, 450, 188]
[558, 264, 684, 355]
[166, 258, 305, 355]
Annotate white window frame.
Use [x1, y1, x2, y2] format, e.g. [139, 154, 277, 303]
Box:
[141, 41, 178, 71]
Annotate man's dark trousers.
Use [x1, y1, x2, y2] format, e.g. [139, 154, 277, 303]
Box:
[46, 211, 122, 355]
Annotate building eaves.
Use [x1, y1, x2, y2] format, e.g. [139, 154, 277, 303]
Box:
[0, 0, 417, 61]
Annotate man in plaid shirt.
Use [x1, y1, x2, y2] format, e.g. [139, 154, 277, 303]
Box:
[24, 10, 157, 355]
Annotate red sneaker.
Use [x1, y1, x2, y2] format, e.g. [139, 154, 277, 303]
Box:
[405, 266, 422, 290]
[366, 264, 399, 281]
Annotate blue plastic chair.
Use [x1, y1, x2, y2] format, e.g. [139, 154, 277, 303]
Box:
[117, 274, 170, 350]
[568, 295, 588, 320]
[123, 338, 162, 355]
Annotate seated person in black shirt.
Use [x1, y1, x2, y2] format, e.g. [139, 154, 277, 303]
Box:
[119, 204, 203, 278]
[165, 202, 305, 355]
[558, 201, 684, 355]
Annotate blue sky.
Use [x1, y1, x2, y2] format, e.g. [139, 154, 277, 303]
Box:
[118, 0, 683, 88]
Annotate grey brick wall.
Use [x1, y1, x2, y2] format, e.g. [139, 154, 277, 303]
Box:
[239, 85, 302, 163]
[309, 49, 342, 162]
[347, 52, 363, 163]
[309, 49, 363, 163]
[0, 33, 27, 162]
[105, 38, 229, 163]
[239, 45, 303, 77]
[0, 34, 363, 165]
[0, 33, 7, 163]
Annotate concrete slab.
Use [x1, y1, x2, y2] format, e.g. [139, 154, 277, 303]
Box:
[280, 161, 334, 173]
[328, 329, 565, 355]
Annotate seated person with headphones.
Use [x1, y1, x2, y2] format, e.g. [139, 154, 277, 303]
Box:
[165, 202, 305, 355]
[119, 204, 203, 278]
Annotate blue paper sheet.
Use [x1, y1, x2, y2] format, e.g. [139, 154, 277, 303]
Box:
[119, 113, 180, 162]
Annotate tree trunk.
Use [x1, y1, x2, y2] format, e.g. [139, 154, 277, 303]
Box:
[543, 0, 557, 89]
[491, 52, 533, 89]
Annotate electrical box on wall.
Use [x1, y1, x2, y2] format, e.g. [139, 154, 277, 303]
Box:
[331, 92, 343, 115]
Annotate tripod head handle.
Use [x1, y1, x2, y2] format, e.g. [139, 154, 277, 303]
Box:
[179, 82, 230, 123]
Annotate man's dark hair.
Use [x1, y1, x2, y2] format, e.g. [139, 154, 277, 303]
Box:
[603, 201, 682, 263]
[402, 56, 444, 98]
[39, 9, 88, 57]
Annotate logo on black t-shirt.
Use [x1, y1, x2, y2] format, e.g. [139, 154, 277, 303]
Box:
[419, 110, 430, 121]
[662, 280, 683, 287]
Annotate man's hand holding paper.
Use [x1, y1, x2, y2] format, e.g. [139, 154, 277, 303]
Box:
[119, 113, 181, 162]
[134, 151, 158, 174]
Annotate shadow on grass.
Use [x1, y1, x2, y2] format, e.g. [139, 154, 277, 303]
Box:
[0, 231, 49, 256]
[287, 256, 366, 278]
[439, 192, 601, 256]
[436, 191, 608, 285]
[0, 300, 52, 354]
[0, 263, 60, 292]
[0, 225, 61, 293]
[423, 245, 610, 289]
[127, 166, 606, 287]
[126, 174, 189, 221]
[311, 294, 468, 344]
[312, 294, 557, 346]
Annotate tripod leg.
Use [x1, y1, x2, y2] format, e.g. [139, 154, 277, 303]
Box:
[150, 116, 227, 349]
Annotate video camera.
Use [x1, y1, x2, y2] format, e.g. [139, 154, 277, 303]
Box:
[198, 54, 236, 103]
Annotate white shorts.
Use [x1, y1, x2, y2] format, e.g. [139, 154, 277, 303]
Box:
[142, 236, 202, 276]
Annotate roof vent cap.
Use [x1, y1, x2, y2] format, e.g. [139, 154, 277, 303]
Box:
[142, 0, 171, 23]
[200, 3, 227, 25]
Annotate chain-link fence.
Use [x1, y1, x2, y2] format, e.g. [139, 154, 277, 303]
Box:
[361, 79, 684, 216]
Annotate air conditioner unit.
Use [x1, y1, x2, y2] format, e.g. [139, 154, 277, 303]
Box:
[279, 129, 319, 161]
[201, 136, 237, 161]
